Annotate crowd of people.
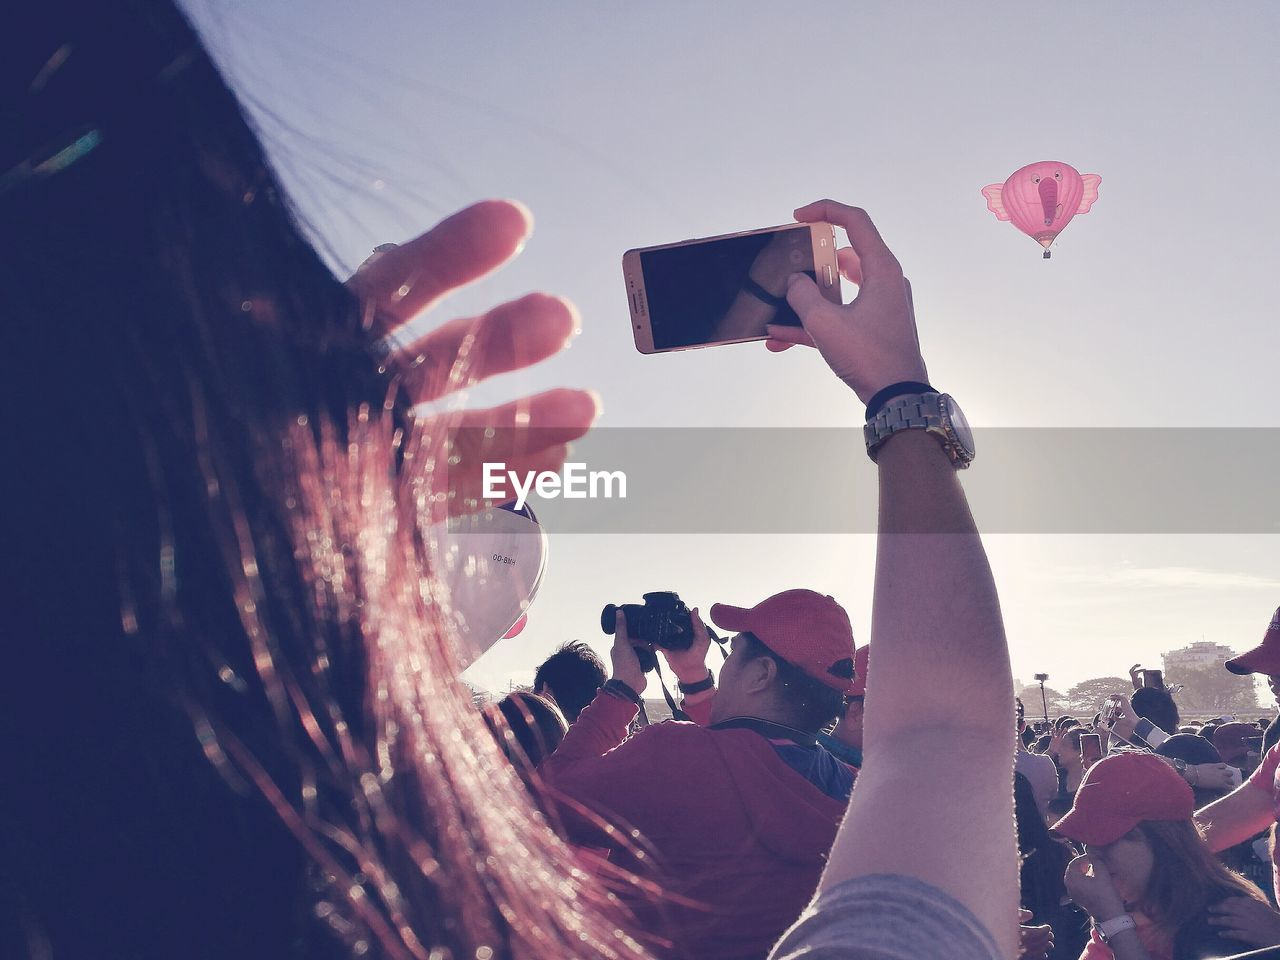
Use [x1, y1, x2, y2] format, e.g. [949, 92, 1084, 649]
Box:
[482, 603, 1280, 960]
[6, 3, 1279, 960]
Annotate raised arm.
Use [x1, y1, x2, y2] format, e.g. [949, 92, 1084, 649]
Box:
[1197, 780, 1276, 852]
[778, 201, 1018, 958]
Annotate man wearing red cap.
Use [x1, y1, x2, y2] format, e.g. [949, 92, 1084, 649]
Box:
[1199, 607, 1280, 917]
[540, 587, 856, 960]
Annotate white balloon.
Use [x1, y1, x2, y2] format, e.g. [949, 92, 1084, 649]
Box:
[430, 502, 547, 670]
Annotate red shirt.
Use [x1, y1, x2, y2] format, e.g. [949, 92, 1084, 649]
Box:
[541, 691, 848, 960]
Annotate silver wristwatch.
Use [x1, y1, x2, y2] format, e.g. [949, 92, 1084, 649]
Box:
[863, 392, 976, 468]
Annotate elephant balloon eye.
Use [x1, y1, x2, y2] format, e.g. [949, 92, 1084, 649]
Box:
[1054, 172, 1062, 180]
[1032, 176, 1041, 184]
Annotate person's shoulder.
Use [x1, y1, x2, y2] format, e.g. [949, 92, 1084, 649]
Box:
[1015, 750, 1057, 782]
[1018, 750, 1055, 769]
[770, 874, 1002, 960]
[650, 717, 710, 732]
[634, 717, 719, 744]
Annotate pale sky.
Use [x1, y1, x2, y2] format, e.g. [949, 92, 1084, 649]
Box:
[187, 1, 1280, 696]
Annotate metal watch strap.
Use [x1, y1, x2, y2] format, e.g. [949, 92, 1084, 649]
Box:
[863, 392, 945, 462]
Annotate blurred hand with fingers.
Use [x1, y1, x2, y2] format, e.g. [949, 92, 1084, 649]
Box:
[1106, 695, 1139, 744]
[1208, 896, 1280, 947]
[1129, 663, 1144, 692]
[346, 200, 598, 523]
[1063, 854, 1126, 923]
[1017, 908, 1054, 960]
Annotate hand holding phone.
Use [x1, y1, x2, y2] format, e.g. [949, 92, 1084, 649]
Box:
[1080, 733, 1103, 768]
[1100, 696, 1122, 728]
[623, 222, 840, 353]
[764, 200, 930, 405]
[1100, 695, 1138, 744]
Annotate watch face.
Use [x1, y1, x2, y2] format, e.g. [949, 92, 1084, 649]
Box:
[940, 395, 976, 459]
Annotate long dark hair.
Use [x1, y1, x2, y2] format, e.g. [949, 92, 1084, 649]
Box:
[1013, 774, 1074, 917]
[1, 3, 646, 958]
[1136, 820, 1266, 936]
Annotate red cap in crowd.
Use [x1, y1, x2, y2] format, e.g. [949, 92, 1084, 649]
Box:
[849, 644, 870, 698]
[710, 589, 856, 694]
[1052, 752, 1194, 846]
[1225, 606, 1280, 676]
[1213, 722, 1264, 765]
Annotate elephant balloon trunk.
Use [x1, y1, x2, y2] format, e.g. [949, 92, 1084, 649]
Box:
[1039, 177, 1058, 226]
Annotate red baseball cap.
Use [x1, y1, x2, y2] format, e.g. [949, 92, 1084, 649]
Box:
[849, 644, 870, 698]
[1225, 607, 1280, 676]
[1052, 752, 1194, 846]
[710, 589, 856, 694]
[1213, 722, 1264, 765]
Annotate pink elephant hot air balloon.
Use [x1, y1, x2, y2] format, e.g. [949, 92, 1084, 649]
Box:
[982, 161, 1101, 258]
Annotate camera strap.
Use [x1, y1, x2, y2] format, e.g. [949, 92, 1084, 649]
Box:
[654, 659, 688, 722]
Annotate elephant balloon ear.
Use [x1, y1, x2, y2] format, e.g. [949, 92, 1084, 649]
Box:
[981, 184, 1010, 221]
[1077, 174, 1102, 214]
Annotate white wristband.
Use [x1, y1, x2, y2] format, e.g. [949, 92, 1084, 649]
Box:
[1096, 914, 1137, 943]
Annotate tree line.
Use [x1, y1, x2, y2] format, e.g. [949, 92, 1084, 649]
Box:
[1019, 665, 1261, 721]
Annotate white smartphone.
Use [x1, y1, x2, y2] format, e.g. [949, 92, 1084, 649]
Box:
[622, 222, 842, 354]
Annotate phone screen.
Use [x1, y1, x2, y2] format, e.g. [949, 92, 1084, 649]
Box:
[1081, 734, 1103, 766]
[639, 225, 814, 350]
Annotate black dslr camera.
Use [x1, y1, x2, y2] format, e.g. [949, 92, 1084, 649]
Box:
[600, 591, 696, 673]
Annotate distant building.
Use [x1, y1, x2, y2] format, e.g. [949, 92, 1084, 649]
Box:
[1163, 640, 1235, 673]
